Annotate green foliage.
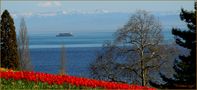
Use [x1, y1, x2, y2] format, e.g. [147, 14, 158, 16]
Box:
[149, 4, 196, 89]
[0, 78, 101, 90]
[0, 10, 19, 70]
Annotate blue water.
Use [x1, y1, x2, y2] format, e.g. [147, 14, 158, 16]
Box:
[29, 32, 113, 48]
[30, 47, 100, 77]
[29, 31, 174, 77]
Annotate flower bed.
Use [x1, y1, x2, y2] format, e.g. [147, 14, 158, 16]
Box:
[0, 68, 156, 90]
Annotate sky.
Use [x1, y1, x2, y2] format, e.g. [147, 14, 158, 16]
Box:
[1, 1, 194, 17]
[0, 1, 195, 34]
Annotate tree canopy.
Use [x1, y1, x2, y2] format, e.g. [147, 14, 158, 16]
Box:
[0, 10, 19, 70]
[149, 3, 196, 89]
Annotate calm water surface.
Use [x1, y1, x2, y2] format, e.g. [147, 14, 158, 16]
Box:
[29, 31, 174, 77]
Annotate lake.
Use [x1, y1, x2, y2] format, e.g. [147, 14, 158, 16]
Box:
[29, 30, 174, 78]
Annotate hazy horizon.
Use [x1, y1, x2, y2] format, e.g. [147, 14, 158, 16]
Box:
[1, 1, 194, 34]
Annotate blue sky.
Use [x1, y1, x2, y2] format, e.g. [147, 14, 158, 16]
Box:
[1, 1, 195, 34]
[1, 1, 194, 17]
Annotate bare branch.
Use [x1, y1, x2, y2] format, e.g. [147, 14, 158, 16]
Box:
[18, 17, 33, 71]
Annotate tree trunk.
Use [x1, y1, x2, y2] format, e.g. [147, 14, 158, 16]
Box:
[60, 44, 66, 75]
[140, 49, 146, 86]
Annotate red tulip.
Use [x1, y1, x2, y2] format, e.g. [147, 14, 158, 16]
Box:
[0, 69, 156, 90]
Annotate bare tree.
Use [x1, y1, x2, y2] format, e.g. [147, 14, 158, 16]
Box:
[59, 43, 67, 75]
[115, 10, 164, 86]
[90, 10, 177, 86]
[90, 41, 124, 82]
[18, 17, 33, 71]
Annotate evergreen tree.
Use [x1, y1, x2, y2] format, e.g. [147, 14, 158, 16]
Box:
[150, 3, 196, 89]
[0, 10, 19, 70]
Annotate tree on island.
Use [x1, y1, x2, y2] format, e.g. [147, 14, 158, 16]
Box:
[0, 10, 19, 69]
[149, 2, 196, 89]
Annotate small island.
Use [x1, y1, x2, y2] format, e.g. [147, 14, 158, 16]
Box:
[56, 32, 73, 37]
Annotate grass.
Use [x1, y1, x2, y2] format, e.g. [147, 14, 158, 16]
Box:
[0, 78, 101, 90]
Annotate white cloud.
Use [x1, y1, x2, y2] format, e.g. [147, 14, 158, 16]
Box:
[10, 12, 57, 18]
[10, 9, 126, 18]
[53, 1, 61, 6]
[38, 1, 51, 7]
[94, 9, 110, 13]
[61, 9, 112, 15]
[38, 1, 61, 7]
[21, 12, 33, 17]
[37, 12, 57, 17]
[11, 13, 18, 18]
[62, 11, 68, 14]
[11, 12, 33, 19]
